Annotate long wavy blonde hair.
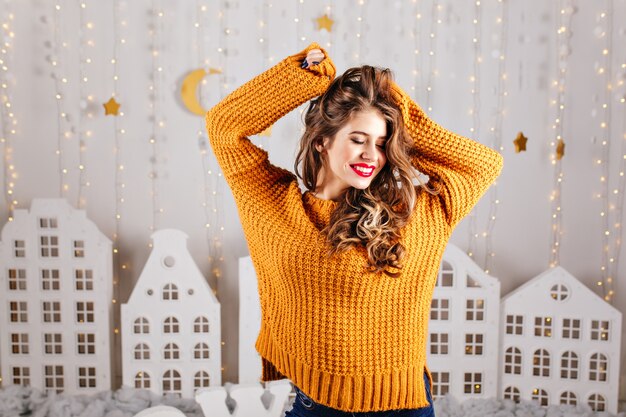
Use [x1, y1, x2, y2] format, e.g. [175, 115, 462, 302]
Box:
[295, 65, 438, 277]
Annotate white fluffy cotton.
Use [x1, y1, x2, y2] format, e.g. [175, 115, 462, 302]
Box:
[0, 386, 624, 417]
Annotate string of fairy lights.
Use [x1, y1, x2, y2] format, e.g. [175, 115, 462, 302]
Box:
[595, 0, 618, 303]
[0, 0, 18, 222]
[481, 0, 508, 274]
[612, 60, 626, 303]
[212, 0, 230, 283]
[411, 0, 424, 102]
[355, 0, 365, 64]
[148, 0, 165, 242]
[77, 1, 94, 210]
[466, 0, 483, 266]
[595, 1, 611, 301]
[256, 0, 271, 154]
[214, 0, 233, 376]
[193, 0, 216, 286]
[469, 0, 509, 274]
[548, 0, 574, 268]
[295, 0, 306, 49]
[51, 3, 72, 201]
[195, 0, 227, 301]
[109, 0, 128, 371]
[323, 1, 334, 50]
[424, 0, 441, 113]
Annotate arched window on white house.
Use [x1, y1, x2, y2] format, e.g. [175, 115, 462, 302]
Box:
[133, 317, 150, 334]
[560, 351, 578, 379]
[587, 394, 606, 412]
[163, 283, 179, 300]
[504, 347, 522, 375]
[560, 391, 577, 406]
[437, 261, 454, 287]
[532, 349, 550, 377]
[503, 386, 520, 403]
[589, 353, 608, 382]
[194, 370, 211, 392]
[134, 343, 150, 360]
[164, 343, 180, 360]
[194, 342, 210, 359]
[162, 370, 181, 396]
[531, 388, 549, 406]
[134, 371, 150, 389]
[194, 316, 210, 333]
[163, 317, 179, 334]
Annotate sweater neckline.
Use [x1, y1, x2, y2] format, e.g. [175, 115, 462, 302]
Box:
[303, 190, 338, 211]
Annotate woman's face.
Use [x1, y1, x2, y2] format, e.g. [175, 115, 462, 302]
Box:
[315, 108, 388, 200]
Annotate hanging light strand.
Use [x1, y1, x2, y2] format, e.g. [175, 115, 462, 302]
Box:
[195, 0, 224, 288]
[411, 0, 423, 101]
[595, 1, 614, 301]
[355, 0, 365, 64]
[482, 0, 509, 274]
[51, 2, 71, 200]
[0, 0, 18, 221]
[77, 1, 94, 209]
[610, 60, 626, 304]
[147, 0, 165, 241]
[599, 0, 625, 304]
[324, 1, 334, 50]
[208, 0, 233, 287]
[467, 0, 483, 264]
[548, 1, 575, 268]
[109, 0, 128, 350]
[425, 0, 441, 113]
[294, 0, 303, 49]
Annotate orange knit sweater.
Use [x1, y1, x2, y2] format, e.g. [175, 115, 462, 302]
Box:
[206, 42, 503, 412]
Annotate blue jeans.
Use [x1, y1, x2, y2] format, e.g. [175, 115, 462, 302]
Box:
[285, 372, 435, 417]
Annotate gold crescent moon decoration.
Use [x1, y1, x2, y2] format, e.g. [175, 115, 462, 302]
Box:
[181, 67, 222, 116]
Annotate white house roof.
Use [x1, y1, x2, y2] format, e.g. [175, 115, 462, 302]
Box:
[1, 198, 111, 244]
[442, 243, 500, 289]
[501, 266, 621, 317]
[127, 228, 218, 305]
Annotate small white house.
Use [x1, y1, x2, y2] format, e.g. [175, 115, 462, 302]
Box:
[499, 266, 622, 413]
[238, 256, 262, 384]
[426, 244, 501, 401]
[121, 229, 221, 399]
[0, 198, 113, 394]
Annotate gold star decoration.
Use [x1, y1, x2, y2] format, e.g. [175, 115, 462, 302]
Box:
[514, 132, 528, 153]
[103, 97, 121, 116]
[259, 125, 273, 137]
[316, 14, 334, 32]
[556, 138, 565, 160]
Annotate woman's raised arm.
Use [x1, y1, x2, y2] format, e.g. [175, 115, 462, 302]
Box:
[205, 42, 336, 186]
[390, 81, 504, 229]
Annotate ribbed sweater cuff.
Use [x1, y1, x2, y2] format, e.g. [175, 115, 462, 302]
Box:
[256, 330, 430, 412]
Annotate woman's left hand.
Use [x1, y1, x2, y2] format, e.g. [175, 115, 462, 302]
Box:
[301, 48, 325, 69]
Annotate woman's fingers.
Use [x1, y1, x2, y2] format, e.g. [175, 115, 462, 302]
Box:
[302, 48, 325, 68]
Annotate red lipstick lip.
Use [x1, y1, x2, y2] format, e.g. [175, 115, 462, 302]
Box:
[350, 164, 376, 177]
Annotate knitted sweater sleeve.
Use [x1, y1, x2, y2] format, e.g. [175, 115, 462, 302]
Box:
[390, 82, 504, 228]
[205, 43, 336, 208]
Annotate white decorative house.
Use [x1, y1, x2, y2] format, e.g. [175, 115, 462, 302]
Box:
[0, 198, 113, 394]
[499, 266, 622, 413]
[121, 229, 221, 399]
[426, 244, 501, 401]
[238, 256, 262, 384]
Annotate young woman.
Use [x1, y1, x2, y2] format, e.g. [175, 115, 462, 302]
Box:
[206, 42, 503, 416]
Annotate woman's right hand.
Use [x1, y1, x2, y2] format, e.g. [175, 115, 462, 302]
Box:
[301, 48, 325, 69]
